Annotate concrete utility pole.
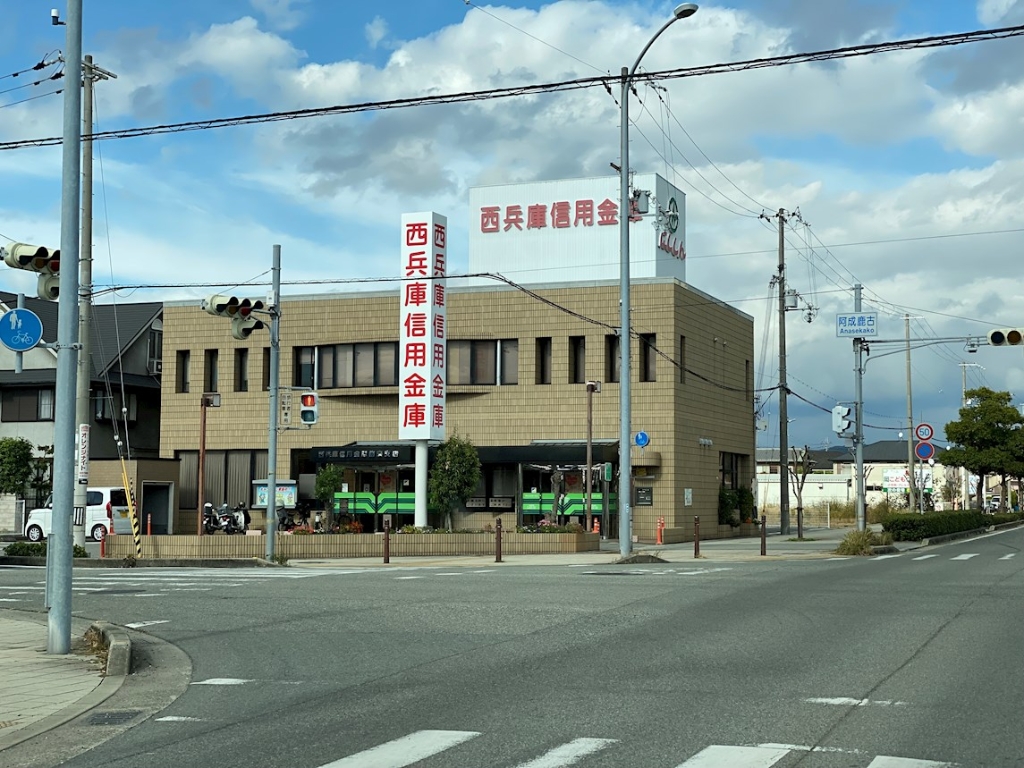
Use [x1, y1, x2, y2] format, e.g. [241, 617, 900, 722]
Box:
[776, 209, 791, 535]
[959, 362, 982, 509]
[904, 314, 917, 511]
[265, 245, 282, 562]
[50, 0, 84, 655]
[74, 55, 117, 548]
[853, 284, 866, 532]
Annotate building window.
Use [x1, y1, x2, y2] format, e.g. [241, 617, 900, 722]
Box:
[203, 350, 219, 392]
[262, 348, 271, 391]
[294, 347, 314, 389]
[720, 452, 741, 490]
[639, 334, 656, 382]
[605, 334, 620, 383]
[535, 337, 551, 385]
[314, 343, 397, 389]
[234, 349, 249, 392]
[500, 339, 518, 385]
[147, 324, 163, 375]
[569, 336, 586, 384]
[2, 389, 55, 422]
[450, 340, 496, 385]
[94, 392, 138, 423]
[176, 350, 190, 393]
[679, 336, 686, 383]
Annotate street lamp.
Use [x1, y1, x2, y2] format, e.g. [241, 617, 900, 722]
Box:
[619, 3, 698, 556]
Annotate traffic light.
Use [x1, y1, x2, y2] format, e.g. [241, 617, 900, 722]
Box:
[988, 329, 1023, 346]
[299, 391, 319, 425]
[832, 404, 853, 435]
[201, 294, 266, 340]
[2, 242, 60, 300]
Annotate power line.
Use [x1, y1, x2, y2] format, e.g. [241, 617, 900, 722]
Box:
[0, 88, 64, 111]
[2, 23, 1022, 151]
[0, 53, 62, 83]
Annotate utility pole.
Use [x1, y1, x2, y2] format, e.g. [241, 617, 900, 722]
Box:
[74, 55, 117, 548]
[853, 284, 866, 531]
[904, 314, 918, 512]
[50, 0, 83, 655]
[265, 245, 282, 562]
[775, 209, 791, 535]
[959, 362, 983, 509]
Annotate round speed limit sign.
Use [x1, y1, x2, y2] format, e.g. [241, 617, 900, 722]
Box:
[914, 423, 934, 442]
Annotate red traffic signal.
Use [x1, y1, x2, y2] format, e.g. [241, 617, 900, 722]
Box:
[299, 392, 319, 425]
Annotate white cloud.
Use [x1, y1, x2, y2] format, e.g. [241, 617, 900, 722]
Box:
[365, 16, 388, 49]
[249, 0, 309, 32]
[977, 0, 1019, 25]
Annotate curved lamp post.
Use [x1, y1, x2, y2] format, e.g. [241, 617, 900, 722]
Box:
[618, 3, 698, 556]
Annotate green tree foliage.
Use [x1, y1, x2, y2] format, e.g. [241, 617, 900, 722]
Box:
[943, 388, 1023, 508]
[428, 434, 482, 530]
[0, 437, 35, 496]
[314, 463, 347, 530]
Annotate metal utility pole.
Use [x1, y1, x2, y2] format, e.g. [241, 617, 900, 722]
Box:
[585, 381, 600, 532]
[958, 362, 982, 509]
[853, 284, 866, 531]
[74, 56, 117, 549]
[776, 209, 791, 535]
[50, 0, 83, 655]
[904, 314, 917, 511]
[265, 245, 282, 562]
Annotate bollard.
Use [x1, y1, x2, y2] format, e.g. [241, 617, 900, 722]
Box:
[797, 507, 803, 540]
[495, 517, 503, 563]
[693, 515, 700, 558]
[383, 520, 390, 564]
[99, 533, 105, 559]
[147, 514, 152, 537]
[760, 515, 767, 556]
[656, 516, 664, 545]
[593, 518, 600, 535]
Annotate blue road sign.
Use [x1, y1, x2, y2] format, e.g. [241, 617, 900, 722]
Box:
[915, 441, 935, 461]
[634, 431, 650, 448]
[0, 308, 43, 352]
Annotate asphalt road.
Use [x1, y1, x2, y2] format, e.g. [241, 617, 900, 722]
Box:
[1, 527, 1022, 768]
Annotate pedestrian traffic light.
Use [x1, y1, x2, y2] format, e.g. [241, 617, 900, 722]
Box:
[299, 391, 319, 425]
[988, 329, 1023, 346]
[832, 404, 853, 435]
[201, 294, 266, 340]
[1, 242, 60, 300]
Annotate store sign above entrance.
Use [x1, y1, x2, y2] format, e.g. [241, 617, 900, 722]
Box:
[468, 174, 687, 286]
[312, 446, 414, 463]
[399, 211, 448, 442]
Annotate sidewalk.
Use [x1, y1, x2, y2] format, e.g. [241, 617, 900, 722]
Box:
[0, 610, 109, 752]
[291, 525, 913, 569]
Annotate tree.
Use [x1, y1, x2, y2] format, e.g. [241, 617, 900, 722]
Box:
[314, 464, 346, 531]
[428, 434, 482, 530]
[788, 445, 815, 536]
[0, 437, 35, 497]
[943, 387, 1023, 509]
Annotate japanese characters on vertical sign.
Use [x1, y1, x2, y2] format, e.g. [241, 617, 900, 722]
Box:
[399, 212, 447, 442]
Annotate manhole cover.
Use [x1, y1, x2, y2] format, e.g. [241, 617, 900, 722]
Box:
[88, 710, 143, 726]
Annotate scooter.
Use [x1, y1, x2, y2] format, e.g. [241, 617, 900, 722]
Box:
[217, 503, 246, 535]
[202, 502, 220, 535]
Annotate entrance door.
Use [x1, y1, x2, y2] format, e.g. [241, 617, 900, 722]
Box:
[142, 482, 173, 535]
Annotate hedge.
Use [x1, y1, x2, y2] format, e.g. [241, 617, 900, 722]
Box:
[881, 511, 1024, 541]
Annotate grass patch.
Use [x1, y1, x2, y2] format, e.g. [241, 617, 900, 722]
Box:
[786, 537, 818, 542]
[834, 530, 893, 556]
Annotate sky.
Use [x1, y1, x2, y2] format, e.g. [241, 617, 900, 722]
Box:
[1, 0, 1023, 454]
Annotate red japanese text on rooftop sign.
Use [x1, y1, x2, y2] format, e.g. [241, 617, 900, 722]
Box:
[479, 199, 643, 233]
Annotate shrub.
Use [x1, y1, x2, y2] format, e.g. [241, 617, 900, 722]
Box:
[737, 487, 755, 521]
[988, 512, 1024, 526]
[834, 530, 892, 556]
[718, 487, 740, 526]
[881, 511, 990, 541]
[3, 542, 88, 558]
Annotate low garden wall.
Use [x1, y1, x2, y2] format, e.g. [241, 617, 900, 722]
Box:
[104, 531, 601, 560]
[660, 522, 760, 544]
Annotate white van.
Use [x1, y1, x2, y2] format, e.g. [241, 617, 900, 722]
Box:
[23, 487, 130, 542]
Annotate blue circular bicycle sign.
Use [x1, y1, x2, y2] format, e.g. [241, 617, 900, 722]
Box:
[634, 431, 650, 448]
[0, 308, 43, 352]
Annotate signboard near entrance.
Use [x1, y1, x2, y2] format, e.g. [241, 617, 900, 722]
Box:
[635, 487, 653, 506]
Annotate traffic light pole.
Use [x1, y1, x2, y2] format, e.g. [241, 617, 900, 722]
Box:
[265, 245, 281, 562]
[49, 0, 83, 655]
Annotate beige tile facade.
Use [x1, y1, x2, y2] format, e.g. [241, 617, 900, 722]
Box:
[160, 278, 754, 542]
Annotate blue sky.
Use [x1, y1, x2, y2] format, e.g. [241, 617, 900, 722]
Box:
[2, 0, 1024, 451]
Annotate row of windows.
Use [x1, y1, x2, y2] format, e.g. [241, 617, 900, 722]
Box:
[1, 389, 138, 424]
[174, 335, 747, 393]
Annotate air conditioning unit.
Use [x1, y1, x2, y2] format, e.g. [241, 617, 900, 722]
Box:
[147, 359, 163, 375]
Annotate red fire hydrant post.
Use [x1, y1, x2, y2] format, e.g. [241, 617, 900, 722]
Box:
[760, 515, 767, 556]
[693, 515, 700, 559]
[495, 518, 503, 563]
[383, 520, 390, 564]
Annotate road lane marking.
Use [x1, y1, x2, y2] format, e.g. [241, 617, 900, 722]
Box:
[866, 757, 956, 766]
[511, 737, 618, 767]
[394, 576, 423, 580]
[125, 620, 170, 629]
[191, 678, 253, 686]
[874, 554, 902, 560]
[756, 743, 863, 754]
[156, 716, 204, 722]
[674, 744, 790, 767]
[950, 554, 977, 561]
[317, 729, 480, 767]
[999, 553, 1016, 560]
[912, 555, 938, 561]
[826, 557, 850, 561]
[0, 598, 22, 602]
[803, 697, 907, 707]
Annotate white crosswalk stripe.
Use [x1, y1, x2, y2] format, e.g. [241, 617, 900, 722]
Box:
[306, 731, 959, 767]
[911, 554, 937, 561]
[949, 554, 978, 561]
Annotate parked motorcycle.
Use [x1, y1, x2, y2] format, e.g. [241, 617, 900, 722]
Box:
[202, 502, 220, 535]
[218, 502, 246, 535]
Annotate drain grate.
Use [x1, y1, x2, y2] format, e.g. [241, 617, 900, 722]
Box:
[88, 710, 143, 726]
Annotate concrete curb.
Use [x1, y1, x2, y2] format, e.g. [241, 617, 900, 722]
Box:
[88, 621, 131, 678]
[919, 527, 990, 547]
[0, 556, 274, 568]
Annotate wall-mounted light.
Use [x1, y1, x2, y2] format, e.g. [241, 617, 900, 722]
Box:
[698, 438, 713, 448]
